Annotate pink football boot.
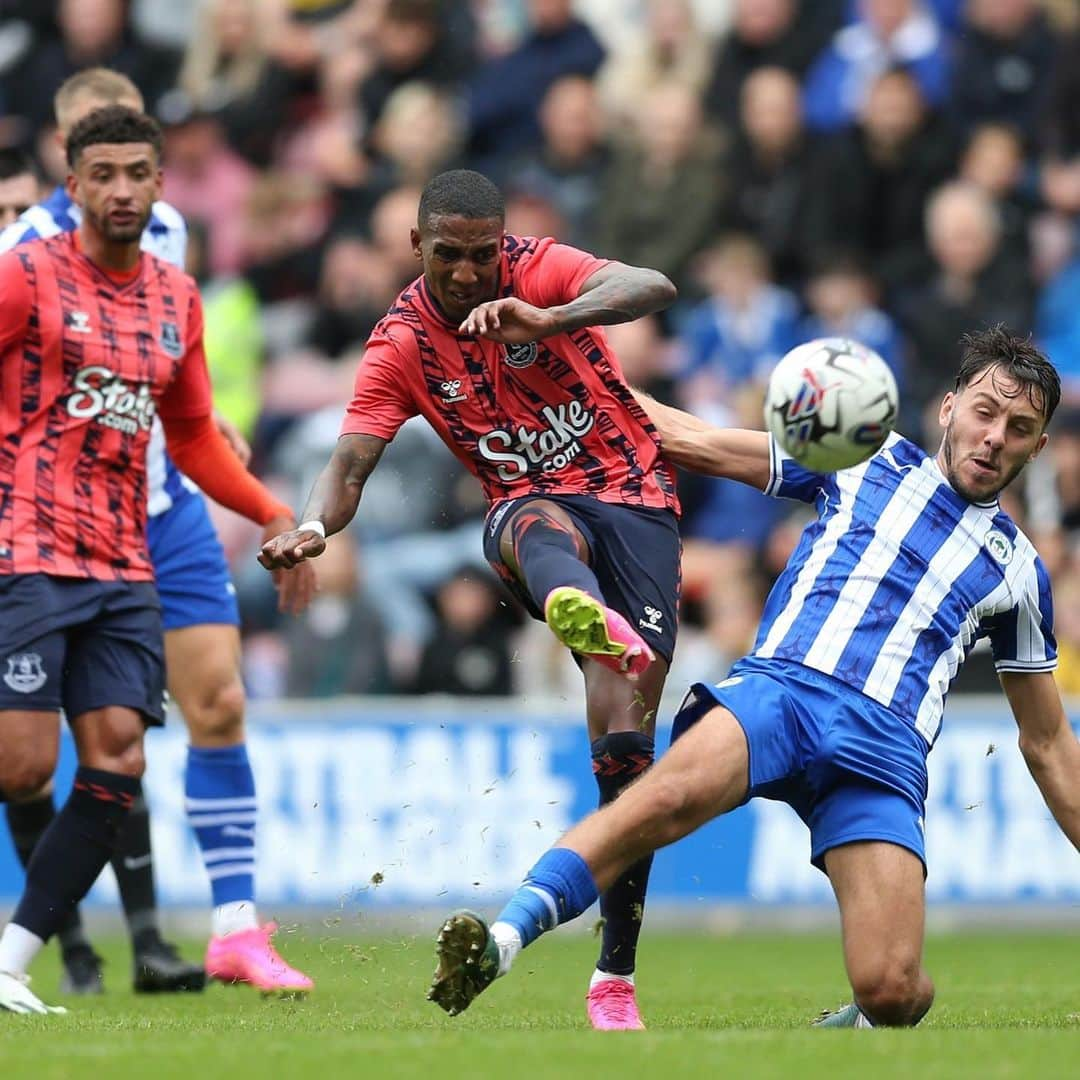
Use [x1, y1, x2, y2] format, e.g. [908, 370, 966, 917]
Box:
[586, 978, 646, 1031]
[205, 922, 313, 994]
[544, 587, 655, 679]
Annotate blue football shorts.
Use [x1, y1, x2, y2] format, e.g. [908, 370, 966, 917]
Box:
[147, 489, 240, 632]
[0, 574, 166, 725]
[673, 656, 930, 871]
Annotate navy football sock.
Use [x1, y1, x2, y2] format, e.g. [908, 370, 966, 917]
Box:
[592, 731, 655, 976]
[508, 505, 602, 610]
[108, 788, 162, 944]
[5, 795, 90, 950]
[12, 767, 138, 944]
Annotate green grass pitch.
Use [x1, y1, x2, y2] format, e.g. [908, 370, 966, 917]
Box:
[6, 928, 1080, 1079]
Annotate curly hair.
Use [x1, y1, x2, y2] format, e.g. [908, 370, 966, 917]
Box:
[66, 105, 163, 169]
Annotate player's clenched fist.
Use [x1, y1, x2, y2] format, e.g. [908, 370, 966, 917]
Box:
[258, 528, 325, 569]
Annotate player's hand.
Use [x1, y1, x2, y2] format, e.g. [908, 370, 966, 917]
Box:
[459, 298, 559, 344]
[257, 517, 321, 614]
[214, 411, 252, 467]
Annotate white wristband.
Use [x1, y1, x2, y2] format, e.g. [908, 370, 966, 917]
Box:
[297, 519, 326, 539]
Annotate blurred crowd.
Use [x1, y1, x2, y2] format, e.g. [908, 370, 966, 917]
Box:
[1, 0, 1078, 700]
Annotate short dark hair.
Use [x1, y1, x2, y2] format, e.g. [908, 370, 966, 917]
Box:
[955, 325, 1061, 426]
[0, 147, 37, 183]
[66, 105, 163, 168]
[417, 169, 505, 231]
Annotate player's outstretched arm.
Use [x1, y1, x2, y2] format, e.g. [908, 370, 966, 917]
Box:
[1002, 671, 1080, 850]
[459, 262, 676, 343]
[258, 433, 387, 570]
[631, 389, 772, 490]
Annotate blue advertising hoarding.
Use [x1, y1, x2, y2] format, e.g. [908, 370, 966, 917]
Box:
[1, 696, 1077, 911]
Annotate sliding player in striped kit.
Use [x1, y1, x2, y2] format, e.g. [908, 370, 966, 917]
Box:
[429, 326, 1080, 1029]
[0, 70, 313, 996]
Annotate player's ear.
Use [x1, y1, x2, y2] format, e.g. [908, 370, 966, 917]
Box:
[938, 391, 955, 430]
[65, 169, 81, 207]
[410, 226, 423, 260]
[1029, 431, 1049, 461]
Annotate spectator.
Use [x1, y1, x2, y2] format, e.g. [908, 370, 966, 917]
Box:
[949, 0, 1057, 138]
[958, 122, 1035, 267]
[175, 0, 296, 166]
[411, 568, 519, 696]
[597, 80, 723, 293]
[4, 0, 178, 130]
[895, 180, 1034, 434]
[506, 75, 608, 250]
[160, 101, 257, 276]
[804, 67, 958, 295]
[596, 0, 715, 131]
[1038, 30, 1080, 218]
[704, 0, 844, 126]
[797, 253, 905, 387]
[282, 533, 393, 697]
[369, 183, 426, 289]
[357, 0, 467, 133]
[675, 233, 800, 427]
[719, 65, 820, 285]
[466, 0, 605, 173]
[802, 0, 951, 132]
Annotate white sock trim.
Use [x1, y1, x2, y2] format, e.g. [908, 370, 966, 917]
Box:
[0, 923, 44, 977]
[523, 884, 559, 929]
[590, 969, 634, 989]
[490, 921, 523, 978]
[212, 900, 259, 938]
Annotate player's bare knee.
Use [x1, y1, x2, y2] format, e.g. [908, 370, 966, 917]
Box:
[186, 677, 246, 744]
[0, 753, 56, 801]
[645, 774, 695, 840]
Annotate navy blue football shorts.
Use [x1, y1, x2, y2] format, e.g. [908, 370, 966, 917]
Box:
[147, 489, 240, 632]
[673, 656, 929, 871]
[0, 573, 166, 726]
[483, 494, 681, 664]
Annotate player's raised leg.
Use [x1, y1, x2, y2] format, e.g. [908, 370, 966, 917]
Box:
[430, 704, 750, 1016]
[815, 841, 934, 1028]
[168, 623, 312, 994]
[500, 501, 654, 678]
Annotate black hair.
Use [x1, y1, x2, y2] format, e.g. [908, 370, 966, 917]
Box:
[66, 105, 163, 168]
[955, 325, 1061, 426]
[0, 146, 37, 182]
[417, 169, 504, 231]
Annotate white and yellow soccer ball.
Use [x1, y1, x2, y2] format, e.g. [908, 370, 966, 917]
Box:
[764, 337, 899, 473]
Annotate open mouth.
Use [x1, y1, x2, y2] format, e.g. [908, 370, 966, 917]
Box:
[971, 458, 998, 476]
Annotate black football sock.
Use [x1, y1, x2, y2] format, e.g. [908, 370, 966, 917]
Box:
[12, 767, 138, 944]
[5, 795, 90, 951]
[591, 731, 655, 977]
[508, 505, 601, 609]
[108, 786, 162, 947]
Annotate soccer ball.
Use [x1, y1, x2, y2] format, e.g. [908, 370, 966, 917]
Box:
[764, 338, 899, 473]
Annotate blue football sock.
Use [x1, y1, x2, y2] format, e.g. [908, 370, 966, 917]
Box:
[184, 744, 257, 908]
[496, 848, 598, 948]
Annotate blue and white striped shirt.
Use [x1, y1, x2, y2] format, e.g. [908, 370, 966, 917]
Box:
[758, 432, 1056, 745]
[0, 187, 193, 517]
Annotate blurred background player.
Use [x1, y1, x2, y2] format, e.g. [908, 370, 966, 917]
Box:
[260, 168, 680, 1030]
[0, 105, 312, 1015]
[430, 328, 1077, 1030]
[0, 148, 42, 228]
[0, 68, 312, 996]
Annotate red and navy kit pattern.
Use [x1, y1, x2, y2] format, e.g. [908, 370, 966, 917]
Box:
[341, 235, 679, 514]
[0, 233, 212, 581]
